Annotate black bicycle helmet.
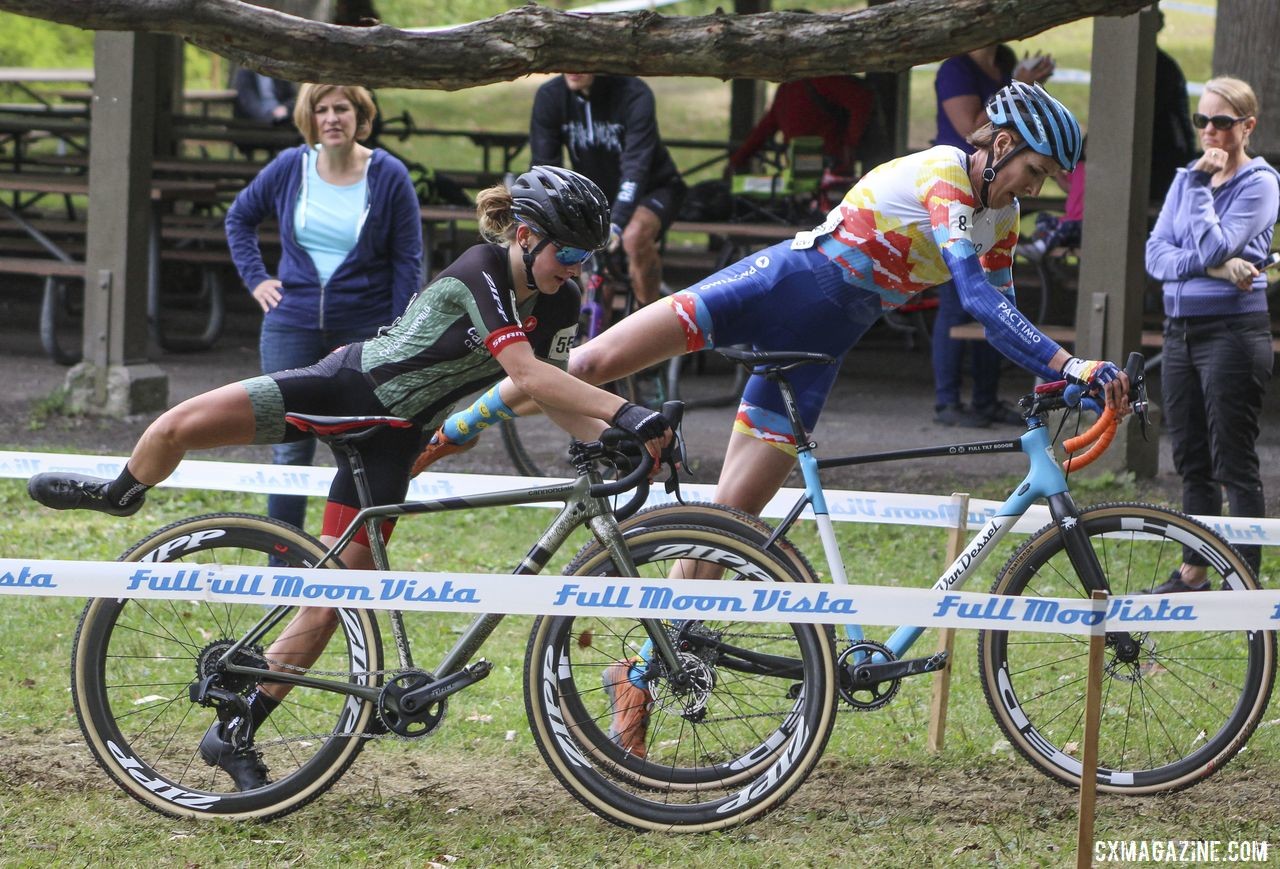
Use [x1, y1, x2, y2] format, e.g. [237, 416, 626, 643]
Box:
[510, 166, 611, 251]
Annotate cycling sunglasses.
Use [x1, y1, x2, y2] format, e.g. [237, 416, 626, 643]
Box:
[1192, 112, 1251, 131]
[550, 240, 595, 266]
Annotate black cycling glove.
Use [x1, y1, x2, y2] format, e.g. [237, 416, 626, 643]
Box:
[611, 402, 670, 442]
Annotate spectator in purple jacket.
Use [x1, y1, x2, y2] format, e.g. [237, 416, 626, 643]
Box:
[225, 82, 423, 534]
[1145, 76, 1280, 590]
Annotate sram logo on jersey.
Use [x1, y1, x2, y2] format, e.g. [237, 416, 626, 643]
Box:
[486, 325, 530, 356]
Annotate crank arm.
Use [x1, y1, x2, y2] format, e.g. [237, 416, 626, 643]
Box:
[399, 660, 493, 714]
[848, 651, 949, 684]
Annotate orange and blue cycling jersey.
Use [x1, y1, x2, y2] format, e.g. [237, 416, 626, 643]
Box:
[662, 146, 1063, 453]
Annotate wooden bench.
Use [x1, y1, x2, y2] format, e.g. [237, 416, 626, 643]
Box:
[0, 255, 84, 364]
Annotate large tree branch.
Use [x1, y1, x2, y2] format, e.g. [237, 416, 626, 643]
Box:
[0, 0, 1149, 90]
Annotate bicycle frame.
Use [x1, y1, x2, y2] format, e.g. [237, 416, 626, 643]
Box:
[765, 373, 1110, 660]
[216, 463, 685, 704]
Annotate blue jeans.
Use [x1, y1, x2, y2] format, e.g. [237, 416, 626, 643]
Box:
[1162, 313, 1273, 575]
[931, 279, 1002, 409]
[260, 319, 380, 530]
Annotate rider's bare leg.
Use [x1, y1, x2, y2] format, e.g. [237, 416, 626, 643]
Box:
[260, 537, 374, 702]
[128, 383, 258, 484]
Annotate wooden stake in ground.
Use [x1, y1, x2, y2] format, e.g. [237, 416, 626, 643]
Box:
[927, 492, 968, 754]
[1076, 589, 1108, 868]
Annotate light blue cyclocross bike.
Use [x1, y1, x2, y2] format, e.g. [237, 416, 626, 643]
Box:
[615, 348, 1275, 795]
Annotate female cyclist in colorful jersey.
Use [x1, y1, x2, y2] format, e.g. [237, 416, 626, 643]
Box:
[423, 84, 1129, 512]
[27, 166, 673, 788]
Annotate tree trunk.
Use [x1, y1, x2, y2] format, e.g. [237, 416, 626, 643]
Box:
[1212, 0, 1280, 156]
[0, 0, 1150, 91]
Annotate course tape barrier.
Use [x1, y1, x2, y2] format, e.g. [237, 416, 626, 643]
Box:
[5, 450, 1280, 547]
[3, 557, 1278, 634]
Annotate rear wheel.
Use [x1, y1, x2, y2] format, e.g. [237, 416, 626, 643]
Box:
[524, 522, 837, 831]
[72, 513, 383, 819]
[978, 503, 1275, 794]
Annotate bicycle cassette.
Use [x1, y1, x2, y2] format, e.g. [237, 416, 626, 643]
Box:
[837, 640, 901, 711]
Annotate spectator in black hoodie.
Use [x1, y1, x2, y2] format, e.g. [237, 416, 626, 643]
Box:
[530, 74, 686, 305]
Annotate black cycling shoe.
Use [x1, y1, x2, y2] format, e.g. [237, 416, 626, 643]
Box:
[199, 722, 270, 791]
[26, 472, 144, 517]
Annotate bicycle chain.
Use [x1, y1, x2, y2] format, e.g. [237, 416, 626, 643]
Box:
[243, 657, 421, 746]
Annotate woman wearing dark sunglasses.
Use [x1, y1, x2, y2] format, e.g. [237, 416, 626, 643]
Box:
[1146, 75, 1280, 592]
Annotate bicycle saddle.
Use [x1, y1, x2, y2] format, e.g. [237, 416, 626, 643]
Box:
[285, 413, 414, 445]
[717, 347, 836, 372]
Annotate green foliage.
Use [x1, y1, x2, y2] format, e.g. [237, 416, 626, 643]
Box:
[0, 12, 92, 69]
[25, 387, 71, 431]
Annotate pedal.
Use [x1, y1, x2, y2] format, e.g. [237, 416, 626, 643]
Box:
[400, 659, 493, 714]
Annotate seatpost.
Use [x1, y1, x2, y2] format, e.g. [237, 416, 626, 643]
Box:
[765, 369, 811, 449]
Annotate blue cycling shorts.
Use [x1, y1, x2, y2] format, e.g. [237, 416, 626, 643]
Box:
[666, 241, 882, 432]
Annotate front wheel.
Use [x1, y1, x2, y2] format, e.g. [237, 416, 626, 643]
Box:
[524, 522, 837, 832]
[979, 502, 1275, 794]
[72, 513, 384, 820]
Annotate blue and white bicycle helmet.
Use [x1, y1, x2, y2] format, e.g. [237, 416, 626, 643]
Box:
[976, 82, 1082, 209]
[986, 81, 1083, 171]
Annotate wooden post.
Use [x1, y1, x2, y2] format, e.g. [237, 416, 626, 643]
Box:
[927, 492, 969, 753]
[1075, 589, 1108, 868]
[66, 31, 167, 416]
[1076, 7, 1160, 477]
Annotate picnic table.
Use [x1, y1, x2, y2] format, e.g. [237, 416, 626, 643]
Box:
[0, 170, 227, 363]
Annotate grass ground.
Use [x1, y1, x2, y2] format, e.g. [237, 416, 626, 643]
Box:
[2, 471, 1277, 866]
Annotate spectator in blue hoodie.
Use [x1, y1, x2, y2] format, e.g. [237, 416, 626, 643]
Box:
[1145, 75, 1280, 590]
[226, 82, 423, 533]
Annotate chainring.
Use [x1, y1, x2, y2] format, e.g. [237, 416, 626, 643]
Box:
[837, 640, 902, 711]
[377, 669, 447, 737]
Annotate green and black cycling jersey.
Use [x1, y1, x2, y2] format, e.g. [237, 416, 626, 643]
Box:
[361, 242, 580, 428]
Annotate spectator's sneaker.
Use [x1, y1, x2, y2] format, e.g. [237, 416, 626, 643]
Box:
[27, 472, 144, 516]
[1143, 569, 1210, 595]
[602, 660, 651, 758]
[199, 722, 270, 791]
[975, 400, 1026, 427]
[933, 404, 991, 428]
[410, 427, 478, 477]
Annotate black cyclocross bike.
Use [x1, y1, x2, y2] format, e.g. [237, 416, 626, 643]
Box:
[70, 402, 839, 832]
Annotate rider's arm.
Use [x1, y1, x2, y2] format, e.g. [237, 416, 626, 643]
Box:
[491, 336, 624, 424]
[926, 176, 1064, 381]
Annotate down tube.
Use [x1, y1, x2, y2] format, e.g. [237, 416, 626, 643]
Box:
[881, 427, 1065, 658]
